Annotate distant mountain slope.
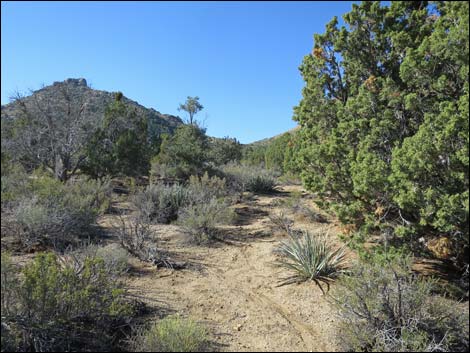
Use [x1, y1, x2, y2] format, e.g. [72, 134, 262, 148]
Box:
[1, 78, 183, 137]
[246, 126, 299, 147]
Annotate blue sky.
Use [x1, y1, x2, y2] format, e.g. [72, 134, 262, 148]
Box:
[1, 1, 354, 143]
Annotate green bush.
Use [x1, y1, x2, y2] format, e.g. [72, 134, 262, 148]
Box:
[292, 1, 469, 266]
[0, 253, 20, 351]
[131, 315, 207, 352]
[178, 198, 234, 244]
[221, 163, 277, 194]
[264, 132, 293, 173]
[332, 259, 469, 352]
[1, 252, 134, 352]
[246, 174, 277, 193]
[186, 172, 228, 204]
[2, 172, 111, 250]
[82, 93, 154, 179]
[1, 253, 18, 317]
[275, 231, 348, 292]
[0, 164, 30, 206]
[133, 182, 189, 224]
[208, 136, 242, 166]
[151, 124, 209, 180]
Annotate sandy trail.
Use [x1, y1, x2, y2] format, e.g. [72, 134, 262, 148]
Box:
[121, 185, 343, 352]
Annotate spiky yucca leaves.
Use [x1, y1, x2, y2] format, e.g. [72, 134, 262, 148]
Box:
[275, 231, 348, 293]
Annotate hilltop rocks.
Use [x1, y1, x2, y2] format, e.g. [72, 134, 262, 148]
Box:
[2, 78, 183, 137]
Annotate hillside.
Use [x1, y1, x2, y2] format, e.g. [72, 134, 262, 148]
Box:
[246, 126, 299, 147]
[1, 78, 183, 137]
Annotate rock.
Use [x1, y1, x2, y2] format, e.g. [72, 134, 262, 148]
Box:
[1, 78, 184, 141]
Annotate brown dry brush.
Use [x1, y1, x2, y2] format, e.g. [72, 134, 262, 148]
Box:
[113, 213, 186, 270]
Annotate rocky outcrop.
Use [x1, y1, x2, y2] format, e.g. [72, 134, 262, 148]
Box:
[1, 78, 183, 136]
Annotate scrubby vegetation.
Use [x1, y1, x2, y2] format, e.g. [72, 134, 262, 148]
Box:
[178, 197, 235, 243]
[222, 163, 278, 194]
[82, 92, 155, 179]
[133, 182, 190, 224]
[242, 131, 299, 175]
[332, 259, 469, 352]
[1, 166, 110, 251]
[130, 315, 208, 352]
[1, 251, 136, 352]
[1, 1, 468, 351]
[151, 124, 210, 181]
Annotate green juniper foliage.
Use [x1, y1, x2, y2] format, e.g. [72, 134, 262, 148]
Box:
[208, 136, 243, 166]
[83, 92, 154, 178]
[151, 124, 210, 180]
[293, 1, 469, 264]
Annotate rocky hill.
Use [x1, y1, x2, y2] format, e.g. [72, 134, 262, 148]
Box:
[1, 78, 183, 137]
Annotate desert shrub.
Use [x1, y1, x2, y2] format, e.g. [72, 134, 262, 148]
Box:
[186, 172, 228, 204]
[113, 214, 186, 269]
[1, 252, 135, 352]
[0, 164, 30, 206]
[277, 171, 302, 185]
[178, 198, 234, 244]
[133, 183, 189, 224]
[3, 174, 111, 250]
[71, 243, 130, 275]
[275, 230, 348, 292]
[332, 259, 469, 352]
[269, 211, 294, 235]
[149, 162, 181, 183]
[221, 163, 277, 194]
[1, 253, 18, 317]
[114, 214, 156, 262]
[96, 243, 130, 274]
[65, 177, 112, 214]
[1, 253, 20, 351]
[131, 315, 207, 352]
[246, 174, 277, 193]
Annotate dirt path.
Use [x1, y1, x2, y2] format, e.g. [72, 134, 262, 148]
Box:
[123, 185, 344, 352]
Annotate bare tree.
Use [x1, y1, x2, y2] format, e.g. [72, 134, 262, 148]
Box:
[1, 84, 98, 182]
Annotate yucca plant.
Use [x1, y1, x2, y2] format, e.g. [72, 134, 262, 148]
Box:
[275, 230, 348, 293]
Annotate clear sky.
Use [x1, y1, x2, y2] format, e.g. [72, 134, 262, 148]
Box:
[1, 1, 354, 143]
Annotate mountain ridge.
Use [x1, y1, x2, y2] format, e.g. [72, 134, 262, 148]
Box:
[1, 78, 184, 137]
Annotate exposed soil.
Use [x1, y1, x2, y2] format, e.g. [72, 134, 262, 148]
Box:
[6, 184, 467, 351]
[117, 185, 349, 352]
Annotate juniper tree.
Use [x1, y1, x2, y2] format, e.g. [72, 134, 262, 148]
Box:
[293, 1, 469, 263]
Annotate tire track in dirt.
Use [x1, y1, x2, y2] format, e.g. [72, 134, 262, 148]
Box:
[126, 185, 341, 351]
[203, 237, 330, 352]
